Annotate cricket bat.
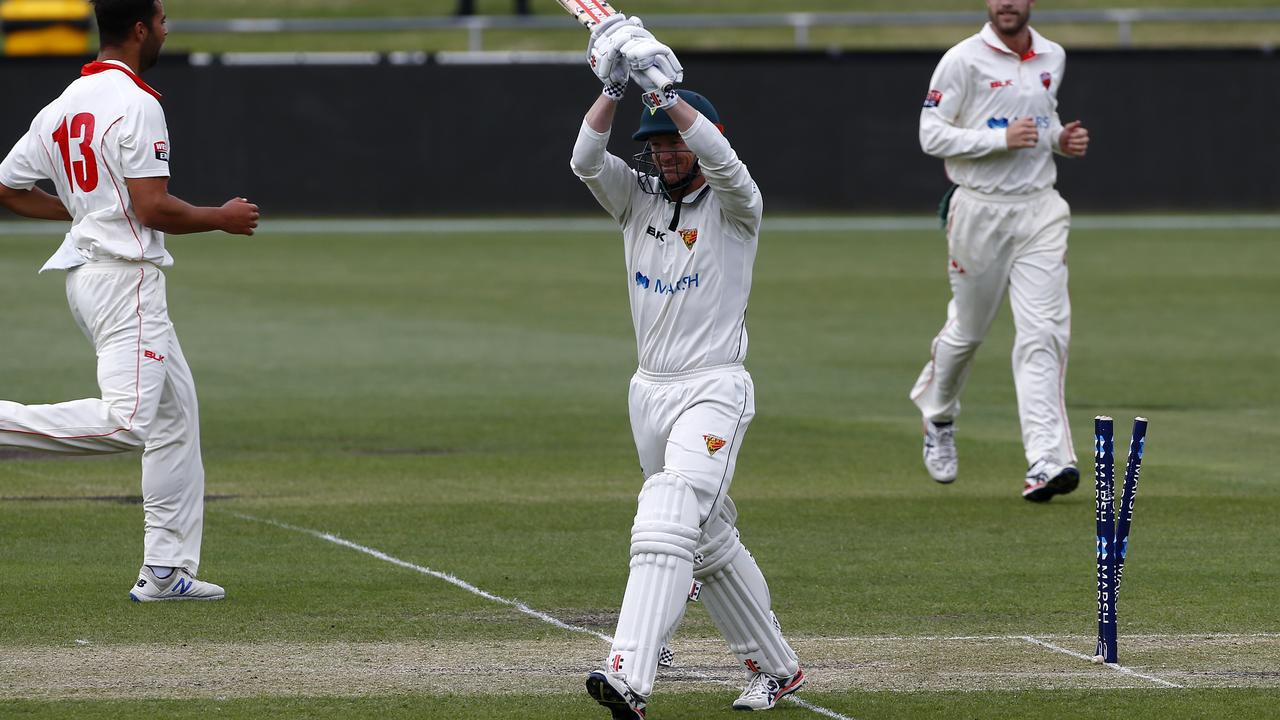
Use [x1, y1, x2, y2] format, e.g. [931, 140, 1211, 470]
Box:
[554, 0, 674, 95]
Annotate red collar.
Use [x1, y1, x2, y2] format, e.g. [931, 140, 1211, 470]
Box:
[81, 61, 163, 101]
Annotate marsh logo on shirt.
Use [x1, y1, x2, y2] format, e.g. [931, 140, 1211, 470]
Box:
[635, 271, 700, 295]
[153, 141, 169, 162]
[987, 116, 1052, 129]
[703, 434, 727, 455]
[922, 89, 943, 108]
[679, 228, 698, 250]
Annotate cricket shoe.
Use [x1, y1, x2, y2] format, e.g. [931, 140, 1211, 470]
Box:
[586, 670, 647, 720]
[129, 566, 225, 602]
[732, 668, 807, 711]
[922, 420, 958, 483]
[1022, 460, 1080, 503]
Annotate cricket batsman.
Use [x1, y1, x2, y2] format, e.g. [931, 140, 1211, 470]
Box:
[0, 0, 258, 600]
[570, 15, 805, 718]
[910, 0, 1090, 501]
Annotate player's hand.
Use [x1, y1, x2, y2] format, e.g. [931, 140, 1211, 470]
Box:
[622, 37, 683, 87]
[219, 197, 259, 236]
[1060, 120, 1089, 157]
[1006, 117, 1039, 150]
[588, 15, 652, 99]
[621, 37, 683, 110]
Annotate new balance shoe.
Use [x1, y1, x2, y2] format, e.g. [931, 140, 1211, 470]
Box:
[1022, 460, 1080, 503]
[586, 670, 646, 720]
[922, 420, 958, 483]
[732, 667, 806, 711]
[129, 566, 225, 602]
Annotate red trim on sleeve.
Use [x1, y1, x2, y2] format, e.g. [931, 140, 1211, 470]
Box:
[81, 62, 163, 101]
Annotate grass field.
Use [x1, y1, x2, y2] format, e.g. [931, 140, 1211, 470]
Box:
[1, 218, 1278, 719]
[157, 0, 1280, 52]
[161, 0, 1280, 18]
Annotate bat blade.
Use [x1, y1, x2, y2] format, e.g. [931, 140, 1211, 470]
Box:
[554, 0, 619, 30]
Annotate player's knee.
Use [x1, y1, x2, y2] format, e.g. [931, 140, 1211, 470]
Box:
[630, 472, 700, 562]
[1014, 324, 1068, 353]
[694, 499, 748, 577]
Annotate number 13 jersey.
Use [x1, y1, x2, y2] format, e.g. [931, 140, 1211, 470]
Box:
[0, 60, 173, 272]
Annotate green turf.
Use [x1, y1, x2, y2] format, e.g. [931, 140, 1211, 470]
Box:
[1, 223, 1277, 717]
[152, 0, 1279, 52]
[2, 689, 1279, 720]
[159, 0, 1280, 19]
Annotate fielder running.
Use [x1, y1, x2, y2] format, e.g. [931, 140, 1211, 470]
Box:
[0, 0, 258, 600]
[910, 0, 1090, 501]
[571, 16, 804, 718]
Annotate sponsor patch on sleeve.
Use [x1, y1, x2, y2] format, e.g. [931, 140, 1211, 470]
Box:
[154, 140, 169, 162]
[922, 89, 943, 108]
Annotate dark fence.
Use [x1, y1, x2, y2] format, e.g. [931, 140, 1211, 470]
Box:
[1, 49, 1276, 215]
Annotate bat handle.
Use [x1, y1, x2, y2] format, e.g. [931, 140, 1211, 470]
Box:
[642, 66, 674, 94]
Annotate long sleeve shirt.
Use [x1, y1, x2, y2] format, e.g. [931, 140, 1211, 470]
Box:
[570, 112, 762, 375]
[919, 23, 1068, 195]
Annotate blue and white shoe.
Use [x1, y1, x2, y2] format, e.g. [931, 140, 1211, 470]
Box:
[586, 670, 646, 719]
[129, 566, 225, 602]
[1022, 460, 1080, 503]
[923, 420, 958, 483]
[732, 667, 806, 711]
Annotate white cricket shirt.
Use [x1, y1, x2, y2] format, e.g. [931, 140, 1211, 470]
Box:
[919, 23, 1068, 195]
[0, 60, 173, 272]
[571, 112, 762, 375]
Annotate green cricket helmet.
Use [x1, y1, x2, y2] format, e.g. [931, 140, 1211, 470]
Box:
[632, 89, 724, 141]
[632, 89, 725, 199]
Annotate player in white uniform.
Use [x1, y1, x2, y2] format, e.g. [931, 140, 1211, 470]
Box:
[571, 17, 804, 718]
[0, 0, 258, 600]
[910, 0, 1090, 502]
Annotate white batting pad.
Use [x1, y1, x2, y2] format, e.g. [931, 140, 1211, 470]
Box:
[694, 500, 800, 677]
[607, 472, 701, 697]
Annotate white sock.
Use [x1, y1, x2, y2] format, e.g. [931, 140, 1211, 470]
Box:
[147, 565, 175, 579]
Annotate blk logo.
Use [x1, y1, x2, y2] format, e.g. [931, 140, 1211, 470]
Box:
[144, 350, 165, 363]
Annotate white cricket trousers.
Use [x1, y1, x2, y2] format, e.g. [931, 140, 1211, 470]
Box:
[910, 187, 1076, 468]
[629, 364, 754, 521]
[0, 261, 206, 572]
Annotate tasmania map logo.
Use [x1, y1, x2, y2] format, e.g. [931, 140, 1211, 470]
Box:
[679, 228, 699, 250]
[703, 434, 727, 455]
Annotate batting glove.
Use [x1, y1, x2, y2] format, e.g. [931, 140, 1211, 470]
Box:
[587, 15, 654, 101]
[621, 37, 684, 110]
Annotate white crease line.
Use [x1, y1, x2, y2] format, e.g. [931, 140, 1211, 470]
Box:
[228, 511, 611, 642]
[1020, 636, 1183, 688]
[229, 511, 860, 720]
[813, 632, 1280, 642]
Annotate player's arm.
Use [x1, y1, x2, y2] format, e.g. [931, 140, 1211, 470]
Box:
[919, 51, 1011, 159]
[0, 127, 69, 221]
[627, 40, 761, 227]
[0, 183, 70, 221]
[126, 177, 258, 235]
[668, 99, 761, 229]
[572, 18, 651, 224]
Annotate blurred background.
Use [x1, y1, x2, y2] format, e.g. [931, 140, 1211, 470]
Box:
[1, 0, 1277, 215]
